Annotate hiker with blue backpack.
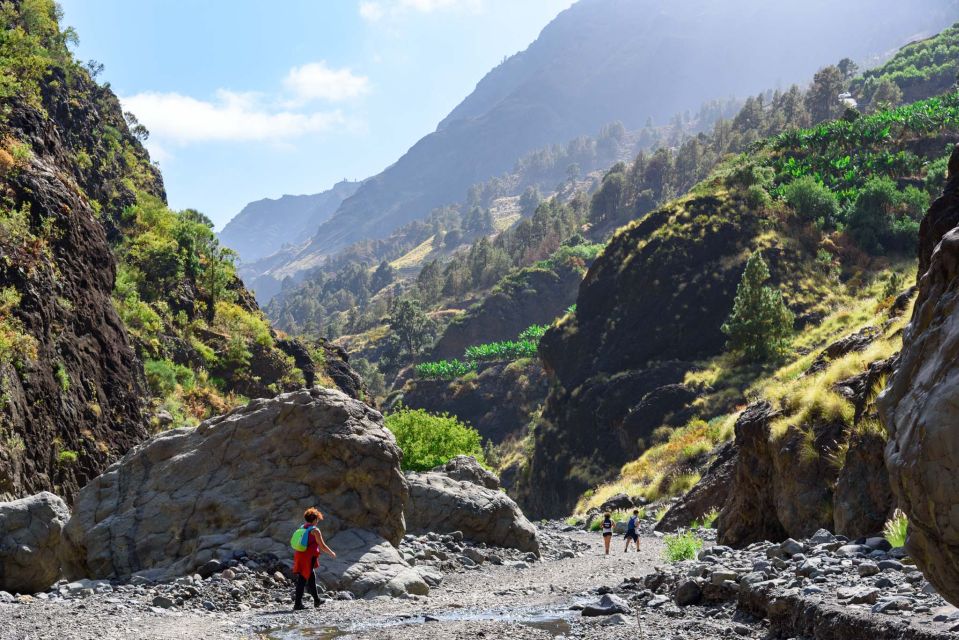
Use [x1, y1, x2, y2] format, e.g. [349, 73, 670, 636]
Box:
[291, 507, 336, 610]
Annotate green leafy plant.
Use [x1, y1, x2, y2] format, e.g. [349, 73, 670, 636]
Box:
[663, 532, 703, 562]
[53, 362, 69, 391]
[57, 449, 78, 464]
[414, 359, 475, 380]
[384, 406, 484, 471]
[883, 508, 908, 548]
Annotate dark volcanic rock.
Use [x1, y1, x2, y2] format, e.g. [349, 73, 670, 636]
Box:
[0, 75, 157, 502]
[656, 441, 736, 532]
[916, 144, 959, 277]
[718, 402, 789, 546]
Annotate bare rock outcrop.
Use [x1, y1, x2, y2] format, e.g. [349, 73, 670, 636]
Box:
[431, 455, 500, 490]
[405, 471, 540, 554]
[655, 441, 736, 532]
[879, 224, 959, 607]
[0, 492, 70, 594]
[61, 389, 412, 593]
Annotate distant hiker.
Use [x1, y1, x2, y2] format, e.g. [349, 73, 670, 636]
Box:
[623, 509, 641, 553]
[290, 507, 336, 610]
[601, 512, 613, 555]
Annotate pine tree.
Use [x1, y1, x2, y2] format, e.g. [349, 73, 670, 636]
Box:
[722, 251, 794, 362]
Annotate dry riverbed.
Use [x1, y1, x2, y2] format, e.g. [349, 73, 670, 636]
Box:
[7, 522, 957, 640]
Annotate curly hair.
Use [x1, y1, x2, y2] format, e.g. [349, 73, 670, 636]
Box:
[303, 507, 323, 523]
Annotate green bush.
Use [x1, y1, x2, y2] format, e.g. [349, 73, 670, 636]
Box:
[53, 362, 69, 391]
[783, 176, 840, 227]
[663, 532, 703, 562]
[144, 358, 193, 396]
[518, 324, 549, 342]
[691, 508, 719, 530]
[414, 359, 475, 380]
[384, 407, 484, 471]
[57, 449, 79, 465]
[883, 508, 908, 548]
[464, 339, 538, 361]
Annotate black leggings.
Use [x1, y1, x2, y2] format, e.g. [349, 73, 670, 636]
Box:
[294, 571, 320, 604]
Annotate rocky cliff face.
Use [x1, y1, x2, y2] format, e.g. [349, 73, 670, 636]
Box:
[0, 3, 366, 503]
[0, 66, 159, 501]
[878, 145, 959, 606]
[430, 263, 582, 361]
[517, 193, 768, 517]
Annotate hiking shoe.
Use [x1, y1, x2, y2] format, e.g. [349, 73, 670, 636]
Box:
[313, 598, 322, 608]
[293, 602, 305, 611]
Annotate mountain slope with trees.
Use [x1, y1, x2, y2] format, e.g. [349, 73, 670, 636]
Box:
[245, 0, 956, 282]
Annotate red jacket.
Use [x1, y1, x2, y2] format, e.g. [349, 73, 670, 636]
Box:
[292, 524, 321, 580]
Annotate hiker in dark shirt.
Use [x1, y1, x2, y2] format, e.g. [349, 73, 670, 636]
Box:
[623, 509, 641, 552]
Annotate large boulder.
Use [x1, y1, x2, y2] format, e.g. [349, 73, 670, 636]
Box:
[879, 225, 959, 607]
[431, 456, 500, 490]
[0, 492, 70, 594]
[405, 472, 540, 554]
[61, 388, 412, 594]
[317, 528, 427, 597]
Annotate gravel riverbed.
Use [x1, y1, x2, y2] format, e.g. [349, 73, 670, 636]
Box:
[2, 522, 957, 640]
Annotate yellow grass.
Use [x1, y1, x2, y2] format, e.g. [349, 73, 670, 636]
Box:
[390, 235, 436, 269]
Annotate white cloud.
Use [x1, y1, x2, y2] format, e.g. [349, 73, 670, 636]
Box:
[359, 1, 384, 21]
[120, 90, 349, 145]
[283, 61, 370, 103]
[359, 0, 482, 21]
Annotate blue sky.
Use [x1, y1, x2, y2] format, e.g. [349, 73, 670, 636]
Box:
[59, 0, 574, 229]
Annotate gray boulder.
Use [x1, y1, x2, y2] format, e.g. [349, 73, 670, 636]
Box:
[0, 492, 70, 594]
[61, 388, 416, 595]
[405, 472, 539, 554]
[316, 528, 427, 598]
[431, 455, 499, 490]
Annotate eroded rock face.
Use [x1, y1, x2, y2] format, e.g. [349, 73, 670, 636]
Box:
[61, 389, 409, 589]
[405, 472, 540, 554]
[879, 225, 959, 607]
[718, 403, 788, 547]
[431, 456, 500, 490]
[656, 441, 736, 533]
[0, 492, 70, 594]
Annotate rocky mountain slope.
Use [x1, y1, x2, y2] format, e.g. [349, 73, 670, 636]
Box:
[240, 0, 957, 285]
[0, 0, 365, 503]
[218, 179, 359, 266]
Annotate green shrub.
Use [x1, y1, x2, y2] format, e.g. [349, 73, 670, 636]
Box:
[518, 324, 549, 342]
[57, 449, 78, 464]
[144, 358, 193, 396]
[53, 362, 69, 391]
[883, 508, 908, 548]
[384, 407, 484, 471]
[663, 532, 703, 562]
[464, 339, 538, 361]
[784, 176, 840, 227]
[414, 359, 475, 380]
